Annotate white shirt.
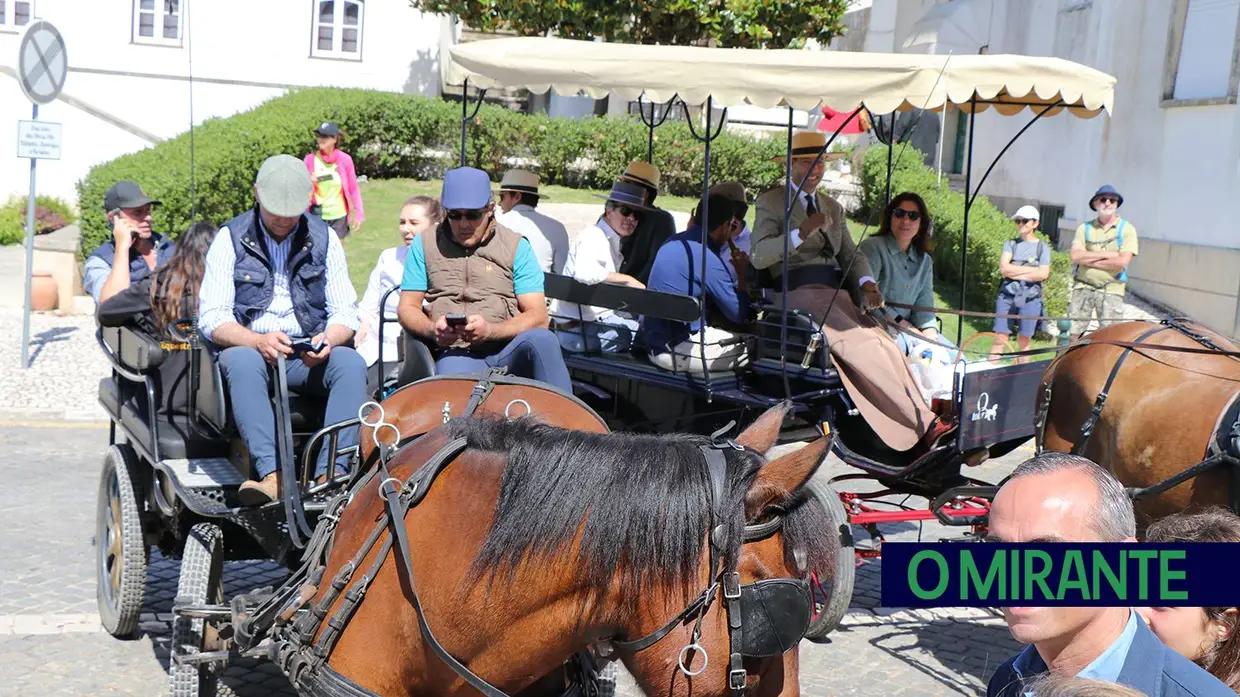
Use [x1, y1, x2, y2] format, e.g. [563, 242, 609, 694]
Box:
[356, 245, 408, 366]
[496, 204, 570, 274]
[198, 221, 358, 341]
[553, 219, 624, 324]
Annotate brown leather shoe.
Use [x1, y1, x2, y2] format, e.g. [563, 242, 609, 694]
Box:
[918, 415, 959, 453]
[237, 473, 279, 506]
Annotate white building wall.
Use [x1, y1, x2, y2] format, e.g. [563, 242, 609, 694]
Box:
[0, 0, 448, 204]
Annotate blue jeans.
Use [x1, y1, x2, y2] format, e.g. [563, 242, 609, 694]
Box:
[557, 316, 638, 354]
[218, 346, 367, 479]
[435, 328, 573, 394]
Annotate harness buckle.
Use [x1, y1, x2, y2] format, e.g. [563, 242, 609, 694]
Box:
[722, 572, 741, 600]
[729, 668, 747, 691]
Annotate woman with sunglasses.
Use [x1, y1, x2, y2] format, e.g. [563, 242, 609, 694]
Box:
[553, 180, 649, 353]
[858, 192, 949, 355]
[1140, 508, 1240, 692]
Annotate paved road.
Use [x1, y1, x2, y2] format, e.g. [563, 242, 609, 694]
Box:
[1, 424, 1027, 696]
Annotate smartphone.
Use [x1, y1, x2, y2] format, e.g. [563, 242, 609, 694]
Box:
[290, 337, 327, 354]
[445, 313, 468, 328]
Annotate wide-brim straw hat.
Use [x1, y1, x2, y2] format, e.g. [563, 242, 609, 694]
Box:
[773, 131, 846, 163]
[618, 160, 661, 190]
[495, 169, 549, 198]
[593, 180, 654, 210]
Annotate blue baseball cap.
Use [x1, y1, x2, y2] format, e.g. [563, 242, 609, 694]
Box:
[1090, 185, 1123, 210]
[441, 167, 493, 210]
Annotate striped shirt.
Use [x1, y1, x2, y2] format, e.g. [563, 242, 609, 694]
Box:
[197, 219, 358, 341]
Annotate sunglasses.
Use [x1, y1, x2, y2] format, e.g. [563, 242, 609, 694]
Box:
[1096, 196, 1119, 205]
[610, 205, 640, 219]
[892, 209, 921, 221]
[446, 209, 487, 221]
[1013, 218, 1036, 225]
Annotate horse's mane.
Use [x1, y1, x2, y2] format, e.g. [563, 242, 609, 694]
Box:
[446, 417, 831, 607]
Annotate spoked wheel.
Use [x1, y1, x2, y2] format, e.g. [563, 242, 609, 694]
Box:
[804, 472, 855, 640]
[170, 522, 227, 697]
[96, 444, 148, 638]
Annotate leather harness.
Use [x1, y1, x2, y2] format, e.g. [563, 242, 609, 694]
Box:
[235, 372, 811, 697]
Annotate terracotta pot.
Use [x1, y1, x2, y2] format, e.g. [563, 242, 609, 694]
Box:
[30, 271, 58, 311]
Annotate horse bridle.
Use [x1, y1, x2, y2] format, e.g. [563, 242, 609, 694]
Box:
[609, 425, 813, 697]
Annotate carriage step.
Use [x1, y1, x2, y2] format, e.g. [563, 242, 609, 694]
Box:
[154, 458, 248, 516]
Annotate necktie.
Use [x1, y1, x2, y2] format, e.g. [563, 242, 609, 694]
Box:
[805, 194, 818, 216]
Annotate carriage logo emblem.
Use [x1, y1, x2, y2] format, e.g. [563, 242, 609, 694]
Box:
[970, 392, 998, 422]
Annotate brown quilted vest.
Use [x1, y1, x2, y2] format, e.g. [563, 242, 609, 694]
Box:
[422, 219, 522, 350]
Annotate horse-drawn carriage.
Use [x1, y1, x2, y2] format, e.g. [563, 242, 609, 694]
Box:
[93, 37, 1123, 697]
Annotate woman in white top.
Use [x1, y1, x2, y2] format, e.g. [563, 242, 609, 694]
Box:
[356, 195, 443, 393]
[554, 181, 648, 353]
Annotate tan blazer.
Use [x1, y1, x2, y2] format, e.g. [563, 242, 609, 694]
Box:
[751, 187, 872, 290]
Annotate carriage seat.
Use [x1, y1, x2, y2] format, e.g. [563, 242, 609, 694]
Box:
[97, 326, 229, 461]
[392, 331, 437, 390]
[193, 347, 326, 437]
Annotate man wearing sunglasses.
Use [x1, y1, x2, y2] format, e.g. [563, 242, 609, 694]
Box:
[397, 167, 572, 392]
[1069, 185, 1139, 339]
[84, 181, 177, 304]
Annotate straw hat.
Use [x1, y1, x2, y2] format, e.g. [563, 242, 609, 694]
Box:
[618, 160, 661, 190]
[496, 169, 548, 198]
[774, 131, 846, 163]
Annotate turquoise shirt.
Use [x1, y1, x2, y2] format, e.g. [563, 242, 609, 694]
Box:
[858, 234, 936, 330]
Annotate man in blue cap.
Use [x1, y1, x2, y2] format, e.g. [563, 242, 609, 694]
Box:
[1069, 185, 1139, 339]
[397, 167, 572, 392]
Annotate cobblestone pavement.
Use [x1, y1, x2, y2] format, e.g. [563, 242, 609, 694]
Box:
[1, 424, 1033, 696]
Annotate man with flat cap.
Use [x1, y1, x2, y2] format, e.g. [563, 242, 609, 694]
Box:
[494, 169, 569, 274]
[198, 154, 366, 505]
[398, 167, 572, 392]
[84, 181, 176, 304]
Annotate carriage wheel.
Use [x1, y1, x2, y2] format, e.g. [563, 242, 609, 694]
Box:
[169, 522, 226, 697]
[804, 472, 855, 640]
[96, 444, 148, 638]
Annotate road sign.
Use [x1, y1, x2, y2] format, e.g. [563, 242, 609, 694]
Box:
[18, 20, 68, 105]
[17, 120, 62, 160]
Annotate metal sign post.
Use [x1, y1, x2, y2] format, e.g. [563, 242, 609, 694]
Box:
[15, 20, 67, 369]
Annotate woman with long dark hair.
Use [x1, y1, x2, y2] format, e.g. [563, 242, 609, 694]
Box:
[858, 192, 947, 353]
[97, 221, 217, 415]
[1141, 508, 1240, 693]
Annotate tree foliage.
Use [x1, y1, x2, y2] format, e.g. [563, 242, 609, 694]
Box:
[411, 0, 850, 49]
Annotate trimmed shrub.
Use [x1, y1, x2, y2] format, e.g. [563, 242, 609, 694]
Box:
[0, 195, 76, 246]
[859, 145, 1071, 321]
[77, 88, 787, 257]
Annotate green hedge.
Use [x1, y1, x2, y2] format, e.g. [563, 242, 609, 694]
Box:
[859, 145, 1071, 322]
[77, 88, 787, 257]
[0, 195, 76, 246]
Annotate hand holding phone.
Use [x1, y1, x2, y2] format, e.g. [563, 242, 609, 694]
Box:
[290, 337, 327, 354]
[445, 313, 468, 328]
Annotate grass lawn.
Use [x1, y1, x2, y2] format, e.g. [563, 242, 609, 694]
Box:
[345, 178, 1051, 361]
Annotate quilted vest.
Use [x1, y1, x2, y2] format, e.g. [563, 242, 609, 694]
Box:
[422, 219, 522, 350]
[225, 208, 330, 338]
[88, 232, 177, 283]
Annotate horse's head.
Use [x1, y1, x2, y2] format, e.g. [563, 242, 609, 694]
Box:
[619, 403, 832, 697]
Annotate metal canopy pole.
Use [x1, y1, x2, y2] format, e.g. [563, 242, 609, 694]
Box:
[21, 103, 38, 369]
[683, 96, 726, 399]
[637, 94, 676, 164]
[458, 78, 486, 168]
[966, 102, 1062, 210]
[956, 97, 977, 348]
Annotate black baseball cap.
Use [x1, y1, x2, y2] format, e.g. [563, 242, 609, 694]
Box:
[103, 181, 160, 211]
[315, 121, 341, 137]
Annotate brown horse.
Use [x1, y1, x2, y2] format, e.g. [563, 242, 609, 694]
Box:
[1038, 320, 1240, 523]
[300, 392, 832, 697]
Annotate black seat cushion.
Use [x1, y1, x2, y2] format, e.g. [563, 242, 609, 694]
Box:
[102, 377, 229, 460]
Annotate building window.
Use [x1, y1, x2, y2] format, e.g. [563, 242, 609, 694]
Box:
[0, 1, 34, 32]
[311, 0, 364, 60]
[1163, 0, 1240, 105]
[132, 0, 183, 46]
